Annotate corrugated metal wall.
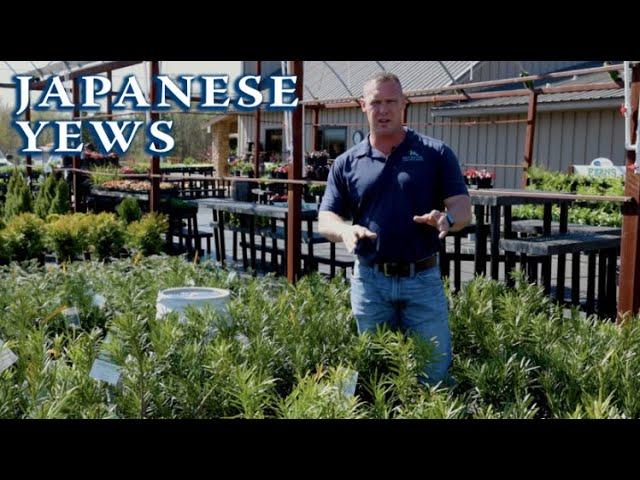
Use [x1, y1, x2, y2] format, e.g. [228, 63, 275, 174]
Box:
[533, 109, 625, 173]
[425, 108, 624, 189]
[430, 113, 527, 189]
[239, 106, 623, 189]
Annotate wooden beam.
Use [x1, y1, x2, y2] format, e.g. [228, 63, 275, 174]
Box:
[253, 61, 261, 178]
[618, 63, 640, 321]
[149, 61, 160, 213]
[521, 90, 538, 188]
[72, 77, 80, 212]
[287, 61, 304, 284]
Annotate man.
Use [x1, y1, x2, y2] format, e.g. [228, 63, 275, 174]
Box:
[318, 72, 471, 386]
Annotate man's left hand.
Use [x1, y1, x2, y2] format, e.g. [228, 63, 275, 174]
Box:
[413, 210, 449, 239]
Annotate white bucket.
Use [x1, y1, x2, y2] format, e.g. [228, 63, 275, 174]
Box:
[156, 287, 231, 324]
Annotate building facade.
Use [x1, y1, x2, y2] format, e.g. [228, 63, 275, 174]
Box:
[217, 61, 623, 188]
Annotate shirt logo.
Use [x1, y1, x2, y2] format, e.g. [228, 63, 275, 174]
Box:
[402, 149, 423, 162]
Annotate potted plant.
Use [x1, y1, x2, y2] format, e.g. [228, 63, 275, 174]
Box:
[240, 162, 255, 178]
[463, 168, 495, 189]
[305, 150, 329, 168]
[463, 168, 478, 187]
[476, 169, 495, 189]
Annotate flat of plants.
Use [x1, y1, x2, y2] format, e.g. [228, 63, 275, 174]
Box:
[1, 256, 638, 419]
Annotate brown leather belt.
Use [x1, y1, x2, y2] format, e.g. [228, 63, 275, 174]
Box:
[372, 255, 438, 277]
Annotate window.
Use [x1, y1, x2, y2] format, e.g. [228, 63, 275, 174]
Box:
[265, 129, 283, 155]
[317, 127, 347, 158]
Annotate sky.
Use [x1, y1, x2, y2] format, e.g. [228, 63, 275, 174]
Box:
[0, 61, 242, 110]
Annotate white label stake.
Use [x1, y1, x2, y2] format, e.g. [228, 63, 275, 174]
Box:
[89, 358, 121, 386]
[341, 369, 359, 398]
[0, 340, 18, 373]
[62, 307, 81, 329]
[91, 294, 107, 310]
[89, 333, 121, 386]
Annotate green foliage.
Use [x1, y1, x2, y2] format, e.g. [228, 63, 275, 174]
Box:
[49, 179, 71, 216]
[34, 174, 59, 219]
[231, 160, 254, 176]
[126, 213, 169, 256]
[3, 169, 33, 221]
[116, 197, 142, 225]
[515, 166, 624, 227]
[446, 271, 640, 418]
[276, 366, 364, 419]
[526, 165, 577, 192]
[123, 163, 149, 174]
[308, 183, 326, 197]
[45, 214, 91, 262]
[0, 165, 44, 176]
[164, 111, 211, 162]
[0, 213, 46, 262]
[89, 165, 121, 187]
[1, 257, 640, 418]
[87, 213, 127, 260]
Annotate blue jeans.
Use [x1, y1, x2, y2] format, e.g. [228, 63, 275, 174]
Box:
[350, 257, 452, 386]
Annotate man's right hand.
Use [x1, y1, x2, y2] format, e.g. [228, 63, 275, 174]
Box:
[341, 225, 377, 254]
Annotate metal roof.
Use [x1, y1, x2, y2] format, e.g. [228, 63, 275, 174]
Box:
[432, 71, 623, 113]
[292, 61, 478, 103]
[242, 61, 480, 102]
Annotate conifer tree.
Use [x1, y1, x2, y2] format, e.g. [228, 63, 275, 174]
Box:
[49, 178, 71, 215]
[3, 168, 33, 221]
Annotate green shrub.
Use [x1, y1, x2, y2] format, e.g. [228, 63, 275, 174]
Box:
[45, 214, 91, 262]
[89, 165, 120, 187]
[0, 165, 43, 176]
[308, 184, 326, 197]
[87, 213, 127, 260]
[127, 213, 169, 255]
[34, 173, 59, 218]
[2, 257, 640, 418]
[516, 166, 624, 227]
[0, 213, 46, 261]
[49, 179, 71, 215]
[527, 165, 576, 192]
[3, 169, 33, 221]
[116, 197, 142, 224]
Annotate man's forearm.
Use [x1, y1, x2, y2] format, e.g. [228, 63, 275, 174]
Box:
[318, 211, 352, 242]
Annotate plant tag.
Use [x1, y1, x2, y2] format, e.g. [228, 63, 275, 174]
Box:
[45, 256, 60, 271]
[90, 333, 121, 386]
[106, 387, 116, 405]
[235, 332, 250, 349]
[0, 340, 18, 373]
[91, 294, 107, 310]
[204, 325, 218, 342]
[62, 307, 81, 329]
[89, 358, 121, 386]
[102, 332, 115, 348]
[341, 369, 359, 398]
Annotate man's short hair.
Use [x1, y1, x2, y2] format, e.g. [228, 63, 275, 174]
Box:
[362, 72, 403, 96]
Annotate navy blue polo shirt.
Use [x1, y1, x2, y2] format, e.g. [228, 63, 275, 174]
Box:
[319, 128, 468, 263]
